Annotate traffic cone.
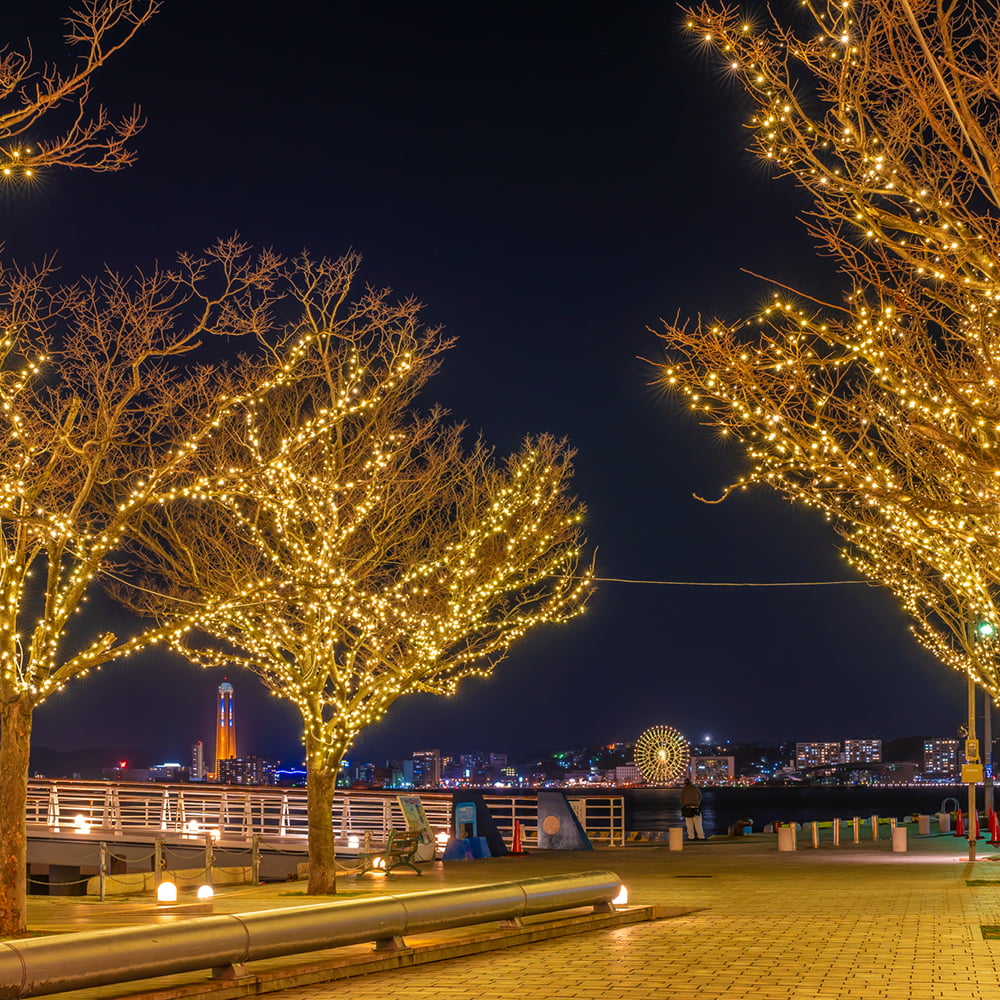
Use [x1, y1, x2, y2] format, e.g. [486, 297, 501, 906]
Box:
[988, 810, 1000, 846]
[510, 819, 527, 855]
[955, 808, 966, 838]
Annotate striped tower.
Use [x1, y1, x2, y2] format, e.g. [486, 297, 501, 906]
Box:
[214, 680, 237, 778]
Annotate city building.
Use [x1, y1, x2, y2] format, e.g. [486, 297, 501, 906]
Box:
[214, 680, 237, 778]
[614, 764, 642, 785]
[149, 762, 185, 782]
[217, 755, 278, 786]
[923, 739, 960, 780]
[412, 749, 442, 787]
[388, 760, 414, 788]
[690, 756, 736, 783]
[795, 742, 841, 767]
[191, 740, 205, 781]
[842, 739, 882, 763]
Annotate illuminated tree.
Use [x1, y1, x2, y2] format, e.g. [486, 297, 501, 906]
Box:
[0, 238, 282, 936]
[657, 0, 1000, 694]
[1, 1, 156, 180]
[120, 253, 593, 894]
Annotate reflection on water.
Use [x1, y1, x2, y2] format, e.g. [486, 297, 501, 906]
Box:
[623, 785, 975, 836]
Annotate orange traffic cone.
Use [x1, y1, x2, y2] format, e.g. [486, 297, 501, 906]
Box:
[955, 808, 966, 838]
[510, 819, 527, 855]
[988, 810, 1000, 846]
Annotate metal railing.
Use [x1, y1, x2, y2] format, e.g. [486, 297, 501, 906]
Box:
[26, 779, 626, 849]
[26, 780, 454, 846]
[481, 793, 626, 848]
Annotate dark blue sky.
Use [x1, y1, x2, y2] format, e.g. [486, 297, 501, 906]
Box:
[9, 1, 969, 766]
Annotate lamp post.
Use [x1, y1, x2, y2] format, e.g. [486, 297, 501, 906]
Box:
[967, 620, 997, 861]
[966, 673, 979, 862]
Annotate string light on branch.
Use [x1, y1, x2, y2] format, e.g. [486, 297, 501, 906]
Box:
[659, 0, 1000, 696]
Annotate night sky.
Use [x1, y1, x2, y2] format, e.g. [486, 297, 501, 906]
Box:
[8, 1, 970, 767]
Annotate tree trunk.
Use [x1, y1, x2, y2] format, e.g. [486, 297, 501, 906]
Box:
[305, 739, 342, 895]
[0, 697, 33, 936]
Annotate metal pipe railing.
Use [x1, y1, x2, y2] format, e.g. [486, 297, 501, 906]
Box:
[0, 870, 622, 999]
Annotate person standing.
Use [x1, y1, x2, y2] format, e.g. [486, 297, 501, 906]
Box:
[680, 778, 706, 840]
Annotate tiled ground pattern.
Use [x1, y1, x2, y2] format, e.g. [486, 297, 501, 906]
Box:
[257, 837, 1000, 1000]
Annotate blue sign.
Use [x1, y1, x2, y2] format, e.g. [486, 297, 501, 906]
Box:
[455, 801, 477, 839]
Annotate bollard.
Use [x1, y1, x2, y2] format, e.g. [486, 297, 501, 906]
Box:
[154, 838, 164, 886]
[871, 814, 879, 841]
[889, 816, 897, 832]
[937, 811, 951, 833]
[833, 818, 841, 846]
[852, 817, 860, 844]
[777, 825, 796, 852]
[918, 814, 930, 836]
[892, 826, 907, 853]
[810, 821, 819, 848]
[668, 827, 683, 851]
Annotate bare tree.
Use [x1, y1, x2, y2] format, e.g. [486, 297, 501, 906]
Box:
[120, 252, 593, 894]
[0, 238, 282, 936]
[656, 0, 1000, 696]
[1, 1, 156, 178]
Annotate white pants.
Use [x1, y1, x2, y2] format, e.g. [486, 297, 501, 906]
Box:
[684, 814, 705, 839]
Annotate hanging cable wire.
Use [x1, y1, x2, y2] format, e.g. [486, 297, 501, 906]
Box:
[585, 575, 866, 587]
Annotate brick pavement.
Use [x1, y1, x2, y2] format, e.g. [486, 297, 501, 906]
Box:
[244, 832, 1000, 1000]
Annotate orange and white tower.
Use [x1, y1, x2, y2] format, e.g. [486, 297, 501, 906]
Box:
[214, 680, 237, 778]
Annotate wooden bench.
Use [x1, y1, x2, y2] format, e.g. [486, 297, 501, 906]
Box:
[355, 830, 423, 877]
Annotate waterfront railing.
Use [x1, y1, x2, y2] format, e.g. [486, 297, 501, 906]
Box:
[25, 779, 626, 850]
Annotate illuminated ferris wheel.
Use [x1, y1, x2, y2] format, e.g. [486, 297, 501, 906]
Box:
[634, 725, 690, 785]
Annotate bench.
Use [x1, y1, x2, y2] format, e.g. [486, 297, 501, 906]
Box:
[355, 829, 423, 877]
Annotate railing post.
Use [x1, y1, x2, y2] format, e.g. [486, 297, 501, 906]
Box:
[99, 841, 107, 902]
[205, 833, 215, 887]
[832, 818, 840, 846]
[870, 814, 879, 841]
[852, 816, 860, 843]
[252, 833, 261, 884]
[154, 838, 164, 886]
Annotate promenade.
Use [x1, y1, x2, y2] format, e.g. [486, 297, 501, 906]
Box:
[21, 829, 1000, 1000]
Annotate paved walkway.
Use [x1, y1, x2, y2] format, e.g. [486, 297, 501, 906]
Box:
[260, 833, 1000, 1000]
[21, 829, 1000, 999]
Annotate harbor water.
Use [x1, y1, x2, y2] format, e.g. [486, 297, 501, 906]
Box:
[620, 785, 979, 836]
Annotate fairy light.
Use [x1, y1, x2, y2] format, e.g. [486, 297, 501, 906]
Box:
[0, 243, 388, 934]
[664, 0, 1000, 695]
[159, 370, 593, 777]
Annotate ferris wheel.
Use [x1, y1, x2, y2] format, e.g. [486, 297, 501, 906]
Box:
[634, 724, 690, 785]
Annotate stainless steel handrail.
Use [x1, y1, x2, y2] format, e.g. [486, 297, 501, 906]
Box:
[0, 871, 623, 998]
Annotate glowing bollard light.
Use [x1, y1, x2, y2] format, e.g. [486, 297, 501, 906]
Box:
[156, 881, 178, 905]
[197, 885, 215, 900]
[612, 884, 629, 907]
[347, 835, 360, 849]
[73, 815, 91, 835]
